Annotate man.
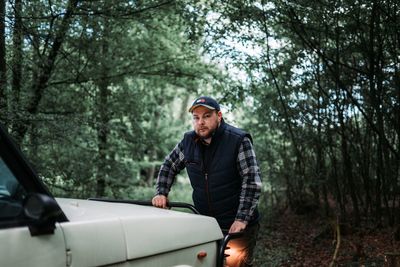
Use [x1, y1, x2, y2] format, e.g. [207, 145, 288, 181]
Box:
[152, 96, 262, 267]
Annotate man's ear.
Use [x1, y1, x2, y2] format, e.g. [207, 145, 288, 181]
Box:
[217, 111, 222, 122]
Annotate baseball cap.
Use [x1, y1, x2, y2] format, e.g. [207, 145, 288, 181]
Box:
[188, 96, 220, 113]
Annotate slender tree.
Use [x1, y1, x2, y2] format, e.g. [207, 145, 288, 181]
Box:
[11, 0, 22, 134]
[0, 0, 6, 125]
[12, 0, 80, 144]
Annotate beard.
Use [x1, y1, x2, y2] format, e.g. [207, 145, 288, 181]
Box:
[195, 126, 217, 140]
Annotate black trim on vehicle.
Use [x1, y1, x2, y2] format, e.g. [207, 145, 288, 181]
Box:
[217, 231, 244, 267]
[0, 123, 68, 223]
[24, 193, 63, 236]
[88, 198, 200, 214]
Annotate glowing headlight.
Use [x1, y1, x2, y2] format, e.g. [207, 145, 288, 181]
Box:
[224, 243, 241, 267]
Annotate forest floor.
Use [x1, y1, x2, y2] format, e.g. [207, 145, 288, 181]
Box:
[253, 208, 400, 267]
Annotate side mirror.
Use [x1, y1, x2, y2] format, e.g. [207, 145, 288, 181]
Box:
[24, 193, 62, 236]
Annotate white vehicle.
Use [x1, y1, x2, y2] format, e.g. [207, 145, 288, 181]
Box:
[0, 124, 240, 267]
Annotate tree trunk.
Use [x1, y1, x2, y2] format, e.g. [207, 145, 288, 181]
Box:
[328, 140, 346, 221]
[374, 5, 394, 226]
[368, 1, 386, 225]
[12, 0, 79, 144]
[0, 0, 7, 125]
[340, 120, 360, 226]
[359, 117, 373, 218]
[394, 21, 400, 225]
[315, 67, 329, 216]
[317, 105, 329, 216]
[11, 0, 23, 134]
[145, 149, 158, 186]
[179, 94, 190, 122]
[95, 78, 109, 197]
[95, 18, 111, 198]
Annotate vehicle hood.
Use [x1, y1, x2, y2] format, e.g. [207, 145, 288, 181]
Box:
[56, 198, 223, 266]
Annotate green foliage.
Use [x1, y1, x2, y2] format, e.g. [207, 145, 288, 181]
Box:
[1, 0, 229, 199]
[2, 0, 399, 228]
[204, 0, 400, 226]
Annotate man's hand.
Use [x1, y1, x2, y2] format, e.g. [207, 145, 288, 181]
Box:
[229, 220, 247, 233]
[152, 194, 168, 209]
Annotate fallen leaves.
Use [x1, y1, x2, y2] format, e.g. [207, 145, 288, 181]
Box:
[254, 210, 400, 266]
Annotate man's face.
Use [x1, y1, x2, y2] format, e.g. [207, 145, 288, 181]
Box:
[192, 106, 222, 140]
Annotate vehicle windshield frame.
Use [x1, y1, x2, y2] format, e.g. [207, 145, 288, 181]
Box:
[0, 123, 68, 224]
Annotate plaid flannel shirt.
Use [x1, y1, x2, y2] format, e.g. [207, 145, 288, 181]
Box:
[156, 136, 262, 224]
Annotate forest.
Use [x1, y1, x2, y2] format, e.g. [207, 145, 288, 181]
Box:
[1, 0, 399, 266]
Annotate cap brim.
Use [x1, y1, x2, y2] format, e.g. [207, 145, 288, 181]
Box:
[188, 104, 216, 112]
